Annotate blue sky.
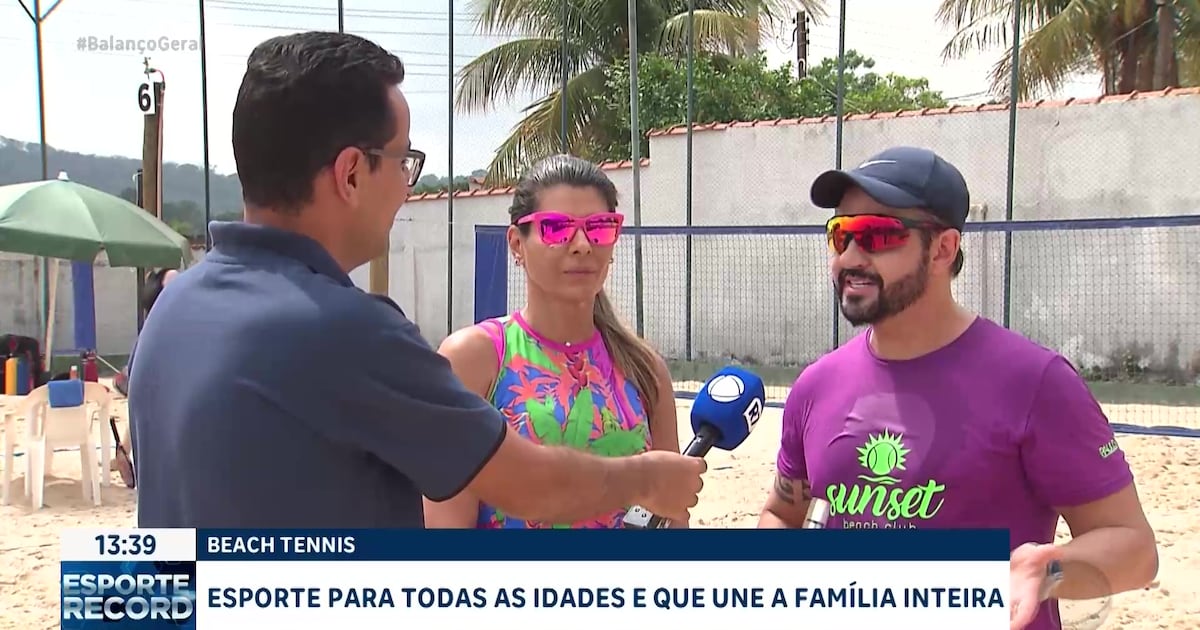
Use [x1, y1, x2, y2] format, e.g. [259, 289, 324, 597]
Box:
[0, 0, 1102, 180]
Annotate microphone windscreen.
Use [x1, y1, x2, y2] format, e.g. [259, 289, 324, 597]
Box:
[689, 365, 766, 451]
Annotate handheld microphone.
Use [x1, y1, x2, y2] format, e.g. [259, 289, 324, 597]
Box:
[623, 365, 766, 529]
[802, 498, 831, 529]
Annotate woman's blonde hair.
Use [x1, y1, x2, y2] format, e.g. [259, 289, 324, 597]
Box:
[509, 154, 662, 410]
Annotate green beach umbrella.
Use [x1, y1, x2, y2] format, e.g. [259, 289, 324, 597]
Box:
[0, 178, 191, 268]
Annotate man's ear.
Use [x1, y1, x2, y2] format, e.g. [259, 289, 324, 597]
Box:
[935, 229, 961, 272]
[331, 146, 365, 204]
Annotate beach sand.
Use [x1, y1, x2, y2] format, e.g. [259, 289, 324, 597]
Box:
[1, 396, 1196, 629]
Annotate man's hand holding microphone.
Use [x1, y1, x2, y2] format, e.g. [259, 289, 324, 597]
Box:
[457, 391, 713, 526]
[440, 368, 746, 527]
[630, 450, 709, 524]
[625, 366, 766, 529]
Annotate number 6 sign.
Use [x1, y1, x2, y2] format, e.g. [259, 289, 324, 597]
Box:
[137, 81, 160, 116]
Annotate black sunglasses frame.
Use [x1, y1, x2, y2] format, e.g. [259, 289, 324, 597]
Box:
[362, 146, 426, 187]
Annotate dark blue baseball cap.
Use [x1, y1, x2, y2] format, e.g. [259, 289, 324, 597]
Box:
[810, 146, 971, 230]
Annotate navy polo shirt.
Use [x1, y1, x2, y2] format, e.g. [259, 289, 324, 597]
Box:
[127, 221, 507, 528]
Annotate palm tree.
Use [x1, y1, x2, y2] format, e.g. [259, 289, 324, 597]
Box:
[455, 0, 825, 184]
[936, 0, 1200, 101]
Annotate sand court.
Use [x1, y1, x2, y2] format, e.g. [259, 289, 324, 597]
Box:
[0, 395, 1197, 630]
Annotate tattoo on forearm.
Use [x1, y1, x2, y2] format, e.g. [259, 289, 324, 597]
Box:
[774, 476, 795, 504]
[773, 475, 811, 505]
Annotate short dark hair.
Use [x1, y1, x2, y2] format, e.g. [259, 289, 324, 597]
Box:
[141, 269, 171, 314]
[232, 31, 406, 213]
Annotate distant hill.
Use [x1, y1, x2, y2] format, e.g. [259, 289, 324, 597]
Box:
[0, 136, 484, 238]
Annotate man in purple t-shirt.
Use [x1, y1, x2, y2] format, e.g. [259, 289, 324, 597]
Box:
[757, 146, 1159, 629]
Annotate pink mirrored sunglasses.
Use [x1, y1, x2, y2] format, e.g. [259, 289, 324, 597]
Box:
[516, 211, 625, 246]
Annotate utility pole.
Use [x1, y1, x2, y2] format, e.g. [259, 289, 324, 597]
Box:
[1153, 0, 1176, 90]
[138, 58, 165, 330]
[140, 58, 165, 224]
[794, 10, 810, 78]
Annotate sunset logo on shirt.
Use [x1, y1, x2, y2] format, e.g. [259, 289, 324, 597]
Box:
[856, 430, 908, 484]
[826, 430, 947, 525]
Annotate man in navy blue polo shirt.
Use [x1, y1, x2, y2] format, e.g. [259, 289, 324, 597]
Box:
[127, 31, 705, 528]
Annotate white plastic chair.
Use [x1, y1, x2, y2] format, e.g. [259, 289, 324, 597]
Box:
[82, 382, 113, 487]
[20, 384, 102, 509]
[28, 382, 114, 491]
[2, 408, 15, 506]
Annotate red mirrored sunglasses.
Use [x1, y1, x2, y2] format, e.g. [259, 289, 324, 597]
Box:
[825, 214, 949, 255]
[517, 211, 625, 247]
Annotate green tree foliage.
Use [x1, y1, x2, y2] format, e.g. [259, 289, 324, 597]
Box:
[454, 0, 819, 184]
[937, 0, 1200, 99]
[410, 170, 490, 195]
[597, 50, 949, 162]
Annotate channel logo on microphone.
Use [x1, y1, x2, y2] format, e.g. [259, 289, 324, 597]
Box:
[706, 372, 764, 430]
[61, 560, 197, 628]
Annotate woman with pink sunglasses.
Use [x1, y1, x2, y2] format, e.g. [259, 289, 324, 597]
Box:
[425, 154, 683, 529]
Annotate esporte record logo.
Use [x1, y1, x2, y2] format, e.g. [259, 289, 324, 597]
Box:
[61, 560, 196, 628]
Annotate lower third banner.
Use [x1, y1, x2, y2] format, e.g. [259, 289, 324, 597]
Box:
[60, 528, 1010, 629]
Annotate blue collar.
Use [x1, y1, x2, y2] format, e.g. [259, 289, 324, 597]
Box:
[206, 221, 353, 287]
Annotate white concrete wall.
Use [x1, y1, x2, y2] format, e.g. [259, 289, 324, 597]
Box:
[5, 91, 1198, 374]
[0, 249, 194, 358]
[371, 91, 1200, 373]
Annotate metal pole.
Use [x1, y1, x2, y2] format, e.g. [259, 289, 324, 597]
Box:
[446, 0, 455, 335]
[26, 0, 66, 373]
[358, 3, 387, 298]
[33, 0, 47, 182]
[32, 0, 50, 356]
[627, 0, 644, 337]
[834, 0, 847, 169]
[684, 0, 694, 361]
[24, 0, 66, 178]
[27, 0, 67, 365]
[1002, 2, 1021, 329]
[831, 0, 846, 350]
[337, 0, 344, 32]
[198, 0, 212, 250]
[134, 169, 146, 332]
[560, 0, 568, 153]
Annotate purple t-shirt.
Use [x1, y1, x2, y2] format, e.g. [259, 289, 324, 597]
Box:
[777, 317, 1134, 629]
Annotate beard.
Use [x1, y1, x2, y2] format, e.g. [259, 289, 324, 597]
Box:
[836, 256, 930, 326]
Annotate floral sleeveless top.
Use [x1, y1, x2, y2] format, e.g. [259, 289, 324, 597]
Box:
[474, 311, 652, 528]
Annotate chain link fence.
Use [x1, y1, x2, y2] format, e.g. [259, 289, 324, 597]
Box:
[3, 1, 1197, 433]
[471, 0, 1200, 436]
